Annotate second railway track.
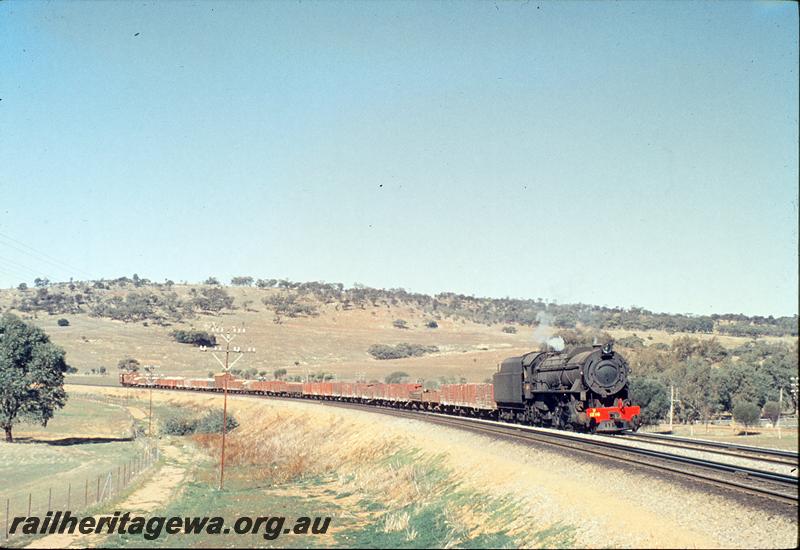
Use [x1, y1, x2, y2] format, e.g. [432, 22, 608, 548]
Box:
[615, 431, 799, 466]
[70, 382, 799, 507]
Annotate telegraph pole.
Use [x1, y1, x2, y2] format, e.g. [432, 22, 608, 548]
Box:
[143, 366, 159, 438]
[200, 323, 255, 490]
[668, 385, 681, 433]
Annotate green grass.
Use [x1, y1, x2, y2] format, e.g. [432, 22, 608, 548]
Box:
[99, 442, 575, 549]
[1, 397, 150, 520]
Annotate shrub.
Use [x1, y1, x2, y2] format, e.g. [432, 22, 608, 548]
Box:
[57, 318, 70, 327]
[195, 409, 239, 434]
[628, 377, 669, 427]
[368, 343, 439, 360]
[761, 401, 781, 427]
[501, 325, 517, 334]
[733, 401, 761, 434]
[385, 371, 409, 383]
[425, 320, 438, 329]
[392, 319, 409, 330]
[171, 329, 216, 347]
[162, 407, 238, 435]
[616, 335, 645, 348]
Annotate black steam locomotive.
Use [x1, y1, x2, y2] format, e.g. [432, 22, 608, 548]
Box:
[493, 343, 640, 433]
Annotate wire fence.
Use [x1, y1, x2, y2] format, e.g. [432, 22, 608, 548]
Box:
[2, 441, 159, 542]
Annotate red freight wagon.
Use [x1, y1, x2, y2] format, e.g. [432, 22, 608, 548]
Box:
[440, 383, 495, 410]
[214, 373, 244, 391]
[244, 380, 276, 393]
[156, 376, 182, 388]
[302, 382, 333, 397]
[188, 378, 214, 389]
[421, 389, 442, 404]
[282, 382, 303, 395]
[355, 383, 377, 400]
[384, 383, 422, 402]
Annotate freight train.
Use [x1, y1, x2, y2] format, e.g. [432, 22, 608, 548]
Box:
[120, 343, 640, 433]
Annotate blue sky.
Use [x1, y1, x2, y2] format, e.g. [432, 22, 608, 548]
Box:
[0, 1, 797, 316]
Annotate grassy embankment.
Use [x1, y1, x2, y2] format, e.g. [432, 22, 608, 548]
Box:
[98, 390, 576, 549]
[0, 395, 155, 536]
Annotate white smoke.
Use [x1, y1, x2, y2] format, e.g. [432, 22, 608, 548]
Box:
[532, 312, 565, 351]
[546, 336, 565, 352]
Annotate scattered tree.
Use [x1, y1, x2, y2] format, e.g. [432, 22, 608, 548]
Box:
[0, 314, 69, 442]
[762, 401, 781, 427]
[171, 329, 216, 347]
[732, 401, 761, 435]
[628, 377, 669, 427]
[117, 357, 140, 372]
[57, 318, 70, 327]
[273, 368, 288, 380]
[385, 371, 409, 383]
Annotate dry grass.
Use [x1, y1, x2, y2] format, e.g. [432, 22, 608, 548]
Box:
[16, 284, 784, 385]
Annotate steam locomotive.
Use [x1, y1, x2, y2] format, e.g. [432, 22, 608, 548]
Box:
[493, 342, 639, 432]
[120, 343, 640, 434]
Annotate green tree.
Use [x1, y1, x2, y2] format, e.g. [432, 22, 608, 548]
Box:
[273, 368, 287, 380]
[117, 357, 140, 372]
[762, 401, 781, 427]
[385, 371, 409, 383]
[194, 287, 235, 313]
[732, 401, 761, 435]
[628, 376, 669, 427]
[231, 276, 254, 286]
[0, 314, 69, 442]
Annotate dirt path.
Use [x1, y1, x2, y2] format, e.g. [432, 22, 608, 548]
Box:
[28, 443, 192, 549]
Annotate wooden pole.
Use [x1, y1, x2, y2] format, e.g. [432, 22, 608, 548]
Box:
[669, 385, 674, 433]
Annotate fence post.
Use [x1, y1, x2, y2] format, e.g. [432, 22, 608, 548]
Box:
[48, 488, 52, 511]
[5, 498, 9, 540]
[117, 466, 121, 494]
[85, 479, 88, 507]
[96, 476, 100, 504]
[27, 493, 31, 517]
[67, 483, 71, 510]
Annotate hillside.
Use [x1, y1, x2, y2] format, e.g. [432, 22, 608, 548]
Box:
[0, 279, 795, 389]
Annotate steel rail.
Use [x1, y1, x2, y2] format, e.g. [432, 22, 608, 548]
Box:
[70, 382, 798, 505]
[618, 432, 798, 460]
[351, 405, 799, 505]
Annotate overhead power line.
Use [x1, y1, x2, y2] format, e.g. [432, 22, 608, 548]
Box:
[0, 231, 93, 280]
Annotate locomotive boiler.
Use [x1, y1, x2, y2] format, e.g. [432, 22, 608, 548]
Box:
[492, 343, 640, 433]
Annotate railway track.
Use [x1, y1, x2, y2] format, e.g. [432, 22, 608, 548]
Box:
[615, 431, 799, 466]
[339, 404, 799, 506]
[69, 381, 799, 506]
